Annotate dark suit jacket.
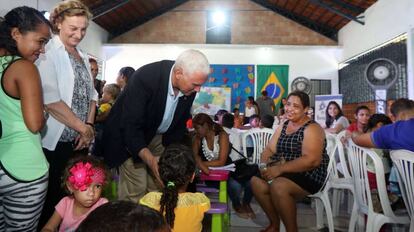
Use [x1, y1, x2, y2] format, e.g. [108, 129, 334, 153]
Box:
[100, 60, 195, 168]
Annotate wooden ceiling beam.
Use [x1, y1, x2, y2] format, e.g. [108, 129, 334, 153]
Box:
[251, 0, 338, 40]
[309, 0, 364, 25]
[91, 0, 130, 20]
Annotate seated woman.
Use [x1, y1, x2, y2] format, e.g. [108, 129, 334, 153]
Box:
[251, 91, 329, 232]
[342, 105, 370, 143]
[192, 113, 230, 174]
[324, 101, 349, 134]
[193, 113, 256, 218]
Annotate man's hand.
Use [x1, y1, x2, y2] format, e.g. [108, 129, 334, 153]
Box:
[139, 148, 164, 187]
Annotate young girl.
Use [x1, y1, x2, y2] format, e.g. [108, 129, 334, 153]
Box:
[0, 6, 50, 230]
[41, 156, 109, 232]
[140, 144, 210, 232]
[343, 105, 370, 143]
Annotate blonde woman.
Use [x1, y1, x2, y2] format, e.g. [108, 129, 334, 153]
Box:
[36, 0, 98, 227]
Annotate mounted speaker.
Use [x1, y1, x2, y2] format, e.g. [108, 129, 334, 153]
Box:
[364, 58, 398, 113]
[291, 77, 312, 94]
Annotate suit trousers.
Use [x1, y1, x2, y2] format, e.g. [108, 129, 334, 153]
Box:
[118, 135, 165, 202]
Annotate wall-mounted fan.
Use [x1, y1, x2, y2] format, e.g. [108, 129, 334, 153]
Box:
[291, 76, 312, 94]
[364, 58, 398, 113]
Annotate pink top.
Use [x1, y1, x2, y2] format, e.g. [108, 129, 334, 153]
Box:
[56, 196, 108, 232]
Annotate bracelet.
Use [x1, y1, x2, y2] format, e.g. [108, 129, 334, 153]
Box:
[85, 122, 94, 128]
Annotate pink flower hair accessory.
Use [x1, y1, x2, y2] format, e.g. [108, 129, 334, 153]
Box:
[68, 162, 94, 191]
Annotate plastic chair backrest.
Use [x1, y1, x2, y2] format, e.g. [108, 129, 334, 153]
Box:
[242, 128, 274, 164]
[325, 132, 337, 157]
[390, 150, 414, 218]
[335, 130, 353, 179]
[318, 132, 337, 190]
[347, 141, 397, 217]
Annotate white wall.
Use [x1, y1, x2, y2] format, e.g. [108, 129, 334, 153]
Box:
[102, 44, 342, 94]
[0, 0, 109, 58]
[338, 0, 414, 61]
[338, 0, 414, 99]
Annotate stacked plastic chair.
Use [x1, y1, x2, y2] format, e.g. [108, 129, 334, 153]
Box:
[390, 150, 414, 231]
[241, 128, 274, 164]
[347, 141, 410, 231]
[308, 132, 338, 232]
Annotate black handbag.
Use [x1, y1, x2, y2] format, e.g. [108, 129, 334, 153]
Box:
[230, 146, 260, 182]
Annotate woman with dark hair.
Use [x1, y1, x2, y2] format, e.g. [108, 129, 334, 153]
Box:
[324, 101, 349, 134]
[116, 66, 135, 90]
[213, 109, 228, 125]
[36, 0, 97, 226]
[192, 113, 255, 218]
[0, 6, 51, 230]
[251, 91, 328, 232]
[192, 113, 231, 174]
[140, 144, 210, 232]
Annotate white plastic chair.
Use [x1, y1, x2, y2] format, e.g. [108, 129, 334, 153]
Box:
[241, 128, 274, 164]
[331, 131, 356, 219]
[308, 132, 337, 231]
[390, 150, 414, 231]
[347, 141, 410, 232]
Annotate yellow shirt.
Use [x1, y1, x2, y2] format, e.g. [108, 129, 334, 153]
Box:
[140, 192, 210, 232]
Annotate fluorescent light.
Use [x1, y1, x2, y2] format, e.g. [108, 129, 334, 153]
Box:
[212, 11, 226, 26]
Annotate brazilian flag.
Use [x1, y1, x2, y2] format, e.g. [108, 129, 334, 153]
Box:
[256, 65, 289, 113]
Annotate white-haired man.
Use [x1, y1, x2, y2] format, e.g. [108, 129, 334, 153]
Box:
[101, 50, 210, 202]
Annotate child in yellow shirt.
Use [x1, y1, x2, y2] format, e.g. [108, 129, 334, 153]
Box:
[140, 144, 210, 232]
[96, 84, 120, 123]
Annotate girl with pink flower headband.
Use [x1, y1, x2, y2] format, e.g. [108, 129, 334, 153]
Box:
[41, 156, 109, 232]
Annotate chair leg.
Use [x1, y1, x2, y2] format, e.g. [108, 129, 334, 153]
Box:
[211, 214, 224, 232]
[314, 199, 325, 229]
[320, 194, 335, 232]
[348, 201, 358, 232]
[218, 180, 229, 226]
[332, 189, 341, 217]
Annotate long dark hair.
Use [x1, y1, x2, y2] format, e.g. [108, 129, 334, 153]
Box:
[325, 101, 344, 128]
[0, 6, 50, 57]
[193, 113, 225, 135]
[159, 144, 195, 228]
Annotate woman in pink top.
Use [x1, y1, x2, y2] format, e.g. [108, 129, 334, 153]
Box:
[41, 156, 109, 232]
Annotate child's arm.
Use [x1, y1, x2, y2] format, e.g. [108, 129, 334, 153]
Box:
[41, 211, 62, 232]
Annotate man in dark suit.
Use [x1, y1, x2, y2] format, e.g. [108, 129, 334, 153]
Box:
[100, 50, 209, 202]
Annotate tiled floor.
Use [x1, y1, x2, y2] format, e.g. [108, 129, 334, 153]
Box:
[228, 200, 324, 232]
[203, 193, 410, 232]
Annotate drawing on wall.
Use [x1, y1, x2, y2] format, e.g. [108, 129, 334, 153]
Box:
[192, 87, 232, 116]
[203, 65, 255, 112]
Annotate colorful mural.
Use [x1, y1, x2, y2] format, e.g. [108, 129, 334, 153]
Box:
[204, 65, 255, 112]
[192, 87, 232, 116]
